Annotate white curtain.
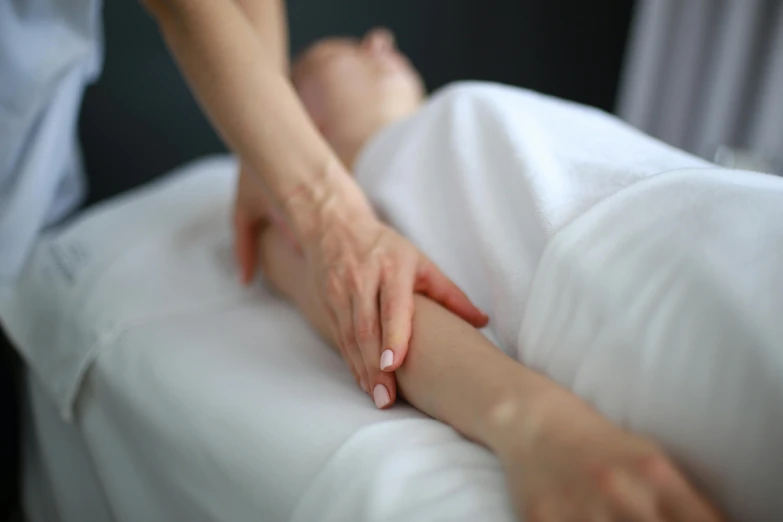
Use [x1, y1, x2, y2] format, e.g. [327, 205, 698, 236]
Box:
[618, 0, 783, 174]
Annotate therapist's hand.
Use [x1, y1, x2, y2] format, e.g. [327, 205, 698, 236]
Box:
[234, 164, 488, 408]
[301, 200, 488, 408]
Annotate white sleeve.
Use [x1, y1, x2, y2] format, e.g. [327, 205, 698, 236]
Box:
[0, 0, 102, 284]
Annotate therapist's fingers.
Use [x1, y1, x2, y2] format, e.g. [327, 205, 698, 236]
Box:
[414, 257, 489, 328]
[378, 265, 416, 373]
[652, 460, 725, 522]
[353, 286, 397, 408]
[233, 211, 258, 285]
[323, 307, 363, 391]
[334, 301, 370, 393]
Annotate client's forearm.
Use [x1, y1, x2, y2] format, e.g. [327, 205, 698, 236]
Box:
[259, 228, 725, 522]
[259, 227, 568, 456]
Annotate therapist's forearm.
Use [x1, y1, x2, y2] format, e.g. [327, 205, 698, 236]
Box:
[234, 0, 289, 74]
[142, 0, 365, 236]
[258, 227, 567, 458]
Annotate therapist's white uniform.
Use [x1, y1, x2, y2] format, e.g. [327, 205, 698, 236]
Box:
[0, 0, 102, 288]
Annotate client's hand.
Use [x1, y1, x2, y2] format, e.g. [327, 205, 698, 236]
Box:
[498, 394, 724, 522]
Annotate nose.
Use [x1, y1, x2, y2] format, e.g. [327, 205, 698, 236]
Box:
[362, 27, 396, 54]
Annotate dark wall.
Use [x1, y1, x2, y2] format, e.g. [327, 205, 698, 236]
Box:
[79, 0, 634, 206]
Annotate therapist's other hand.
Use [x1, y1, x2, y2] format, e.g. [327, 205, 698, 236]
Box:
[500, 393, 725, 522]
[305, 202, 488, 408]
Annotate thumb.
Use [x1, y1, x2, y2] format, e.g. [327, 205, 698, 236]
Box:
[414, 259, 488, 327]
[233, 211, 259, 285]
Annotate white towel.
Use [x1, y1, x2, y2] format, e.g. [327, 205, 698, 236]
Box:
[356, 81, 713, 354]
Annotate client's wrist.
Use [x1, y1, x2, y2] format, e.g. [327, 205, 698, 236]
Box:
[483, 383, 583, 462]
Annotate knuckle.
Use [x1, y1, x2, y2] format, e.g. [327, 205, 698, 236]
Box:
[593, 465, 622, 494]
[355, 320, 378, 344]
[380, 257, 397, 275]
[348, 273, 363, 294]
[638, 451, 676, 481]
[341, 327, 358, 350]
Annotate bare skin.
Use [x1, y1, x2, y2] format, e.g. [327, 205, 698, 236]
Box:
[231, 27, 438, 404]
[253, 35, 727, 522]
[141, 1, 488, 409]
[259, 224, 723, 522]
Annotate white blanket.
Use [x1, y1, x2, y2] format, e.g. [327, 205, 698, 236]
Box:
[2, 82, 782, 521]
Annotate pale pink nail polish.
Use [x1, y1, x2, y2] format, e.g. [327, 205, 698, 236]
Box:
[373, 384, 391, 409]
[380, 349, 394, 370]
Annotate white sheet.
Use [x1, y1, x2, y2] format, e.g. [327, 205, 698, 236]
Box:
[3, 82, 783, 521]
[520, 168, 783, 522]
[7, 156, 513, 521]
[20, 368, 114, 522]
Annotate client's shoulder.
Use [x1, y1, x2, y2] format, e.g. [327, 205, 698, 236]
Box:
[428, 81, 611, 121]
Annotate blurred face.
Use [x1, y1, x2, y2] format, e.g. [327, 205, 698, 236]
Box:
[292, 28, 426, 160]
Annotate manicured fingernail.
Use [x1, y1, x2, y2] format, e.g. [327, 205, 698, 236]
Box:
[380, 349, 394, 370]
[359, 378, 368, 393]
[373, 384, 390, 409]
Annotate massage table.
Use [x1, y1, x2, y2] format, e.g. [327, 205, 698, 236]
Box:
[3, 83, 782, 521]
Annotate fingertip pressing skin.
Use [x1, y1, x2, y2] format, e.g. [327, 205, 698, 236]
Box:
[372, 383, 391, 408]
[380, 339, 408, 373]
[475, 311, 491, 328]
[366, 357, 397, 407]
[379, 343, 407, 372]
[380, 348, 394, 370]
[380, 288, 412, 366]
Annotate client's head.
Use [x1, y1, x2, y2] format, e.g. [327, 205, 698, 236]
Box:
[292, 28, 426, 168]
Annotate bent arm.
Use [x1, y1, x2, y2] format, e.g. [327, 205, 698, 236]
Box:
[141, 0, 366, 236]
